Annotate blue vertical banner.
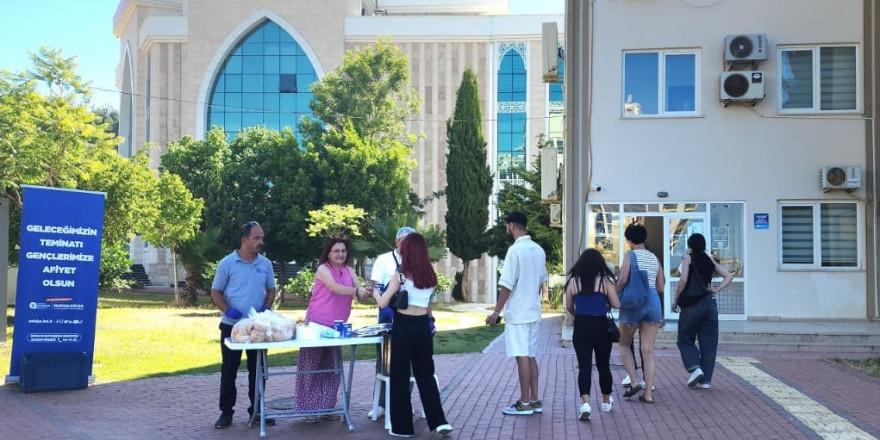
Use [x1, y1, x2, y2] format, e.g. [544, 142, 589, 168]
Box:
[6, 186, 105, 381]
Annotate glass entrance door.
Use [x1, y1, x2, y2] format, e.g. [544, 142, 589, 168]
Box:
[665, 215, 705, 318]
[589, 203, 745, 320]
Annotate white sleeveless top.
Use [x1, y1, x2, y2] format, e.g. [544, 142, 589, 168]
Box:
[402, 278, 433, 308]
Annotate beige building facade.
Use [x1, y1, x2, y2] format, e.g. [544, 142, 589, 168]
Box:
[113, 0, 564, 302]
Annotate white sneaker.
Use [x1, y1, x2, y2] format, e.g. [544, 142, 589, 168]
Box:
[621, 375, 632, 386]
[687, 368, 704, 388]
[697, 382, 712, 389]
[435, 424, 454, 436]
[600, 396, 613, 412]
[368, 406, 385, 419]
[578, 402, 591, 421]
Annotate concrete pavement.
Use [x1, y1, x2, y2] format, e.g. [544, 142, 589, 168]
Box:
[1, 315, 879, 439]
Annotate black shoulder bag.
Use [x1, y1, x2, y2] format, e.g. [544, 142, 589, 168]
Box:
[390, 271, 409, 310]
[677, 256, 711, 308]
[601, 276, 621, 343]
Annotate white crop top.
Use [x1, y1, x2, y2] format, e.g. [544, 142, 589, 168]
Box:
[402, 278, 434, 308]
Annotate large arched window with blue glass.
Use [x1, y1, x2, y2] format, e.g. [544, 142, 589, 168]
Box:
[207, 20, 317, 139]
[497, 49, 527, 181]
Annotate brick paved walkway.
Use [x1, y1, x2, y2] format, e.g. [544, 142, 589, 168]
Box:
[2, 315, 878, 439]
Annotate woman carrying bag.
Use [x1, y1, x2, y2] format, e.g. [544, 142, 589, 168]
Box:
[672, 233, 734, 390]
[564, 249, 620, 421]
[368, 233, 453, 437]
[616, 224, 664, 404]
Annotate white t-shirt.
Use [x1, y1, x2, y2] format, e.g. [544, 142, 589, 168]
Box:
[370, 250, 401, 289]
[498, 235, 547, 324]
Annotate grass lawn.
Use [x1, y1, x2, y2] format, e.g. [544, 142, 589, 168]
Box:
[839, 357, 880, 378]
[1, 291, 503, 383]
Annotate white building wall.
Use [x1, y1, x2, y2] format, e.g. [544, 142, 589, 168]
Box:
[583, 0, 867, 319]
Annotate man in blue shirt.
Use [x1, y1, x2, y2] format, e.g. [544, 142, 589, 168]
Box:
[211, 221, 276, 429]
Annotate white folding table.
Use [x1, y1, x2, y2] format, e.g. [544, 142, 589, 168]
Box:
[224, 335, 382, 437]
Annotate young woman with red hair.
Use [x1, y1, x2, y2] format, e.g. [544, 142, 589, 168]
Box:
[369, 233, 453, 437]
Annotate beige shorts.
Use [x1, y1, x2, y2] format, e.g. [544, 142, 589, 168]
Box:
[504, 321, 540, 357]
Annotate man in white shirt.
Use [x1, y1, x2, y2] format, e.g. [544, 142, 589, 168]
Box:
[366, 226, 415, 418]
[486, 211, 547, 416]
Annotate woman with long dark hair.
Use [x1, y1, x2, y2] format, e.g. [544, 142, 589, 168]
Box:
[565, 249, 620, 421]
[672, 233, 733, 390]
[370, 233, 453, 437]
[294, 238, 367, 421]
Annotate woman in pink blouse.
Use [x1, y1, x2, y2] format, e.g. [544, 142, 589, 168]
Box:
[294, 238, 367, 421]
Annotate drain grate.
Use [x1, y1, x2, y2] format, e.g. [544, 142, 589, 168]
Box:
[266, 397, 295, 411]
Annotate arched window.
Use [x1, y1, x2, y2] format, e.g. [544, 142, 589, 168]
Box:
[119, 50, 133, 157]
[497, 50, 527, 182]
[207, 20, 317, 140]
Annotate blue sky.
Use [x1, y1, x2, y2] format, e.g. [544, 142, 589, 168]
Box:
[0, 0, 562, 111]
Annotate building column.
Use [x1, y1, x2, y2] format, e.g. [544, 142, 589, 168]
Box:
[562, 0, 591, 339]
[865, 0, 880, 322]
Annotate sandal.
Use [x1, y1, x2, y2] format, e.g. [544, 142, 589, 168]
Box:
[623, 383, 643, 398]
[638, 395, 655, 404]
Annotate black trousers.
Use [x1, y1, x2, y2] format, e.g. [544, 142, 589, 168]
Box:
[389, 313, 448, 435]
[572, 315, 613, 396]
[219, 323, 258, 415]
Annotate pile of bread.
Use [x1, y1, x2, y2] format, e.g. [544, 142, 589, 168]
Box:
[231, 309, 296, 343]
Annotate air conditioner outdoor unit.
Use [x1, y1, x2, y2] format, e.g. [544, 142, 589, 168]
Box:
[724, 34, 767, 63]
[720, 71, 764, 101]
[820, 166, 862, 192]
[549, 203, 562, 228]
[542, 22, 560, 82]
[540, 146, 559, 201]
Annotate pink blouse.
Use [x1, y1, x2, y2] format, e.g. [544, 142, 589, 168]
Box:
[305, 263, 354, 327]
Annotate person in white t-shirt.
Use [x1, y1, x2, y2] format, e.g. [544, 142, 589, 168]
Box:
[366, 226, 415, 419]
[486, 211, 547, 416]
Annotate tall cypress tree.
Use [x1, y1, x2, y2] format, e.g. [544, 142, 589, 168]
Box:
[445, 67, 492, 302]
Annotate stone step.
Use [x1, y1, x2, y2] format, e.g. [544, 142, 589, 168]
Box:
[563, 320, 880, 353]
[654, 329, 880, 353]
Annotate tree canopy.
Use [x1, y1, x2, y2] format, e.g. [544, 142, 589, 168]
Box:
[1, 48, 199, 290]
[305, 36, 420, 142]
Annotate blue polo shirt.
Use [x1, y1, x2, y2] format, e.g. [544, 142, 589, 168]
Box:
[213, 250, 276, 325]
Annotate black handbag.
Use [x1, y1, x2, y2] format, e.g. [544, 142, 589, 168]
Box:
[601, 278, 620, 342]
[678, 256, 711, 308]
[390, 272, 409, 310]
[606, 311, 620, 343]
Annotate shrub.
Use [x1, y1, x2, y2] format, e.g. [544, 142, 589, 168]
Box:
[100, 240, 133, 291]
[450, 270, 463, 301]
[435, 271, 451, 297]
[284, 267, 315, 300]
[201, 261, 218, 293]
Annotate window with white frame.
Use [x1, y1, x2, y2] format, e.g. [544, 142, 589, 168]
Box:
[779, 202, 859, 268]
[622, 50, 698, 117]
[779, 45, 858, 112]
